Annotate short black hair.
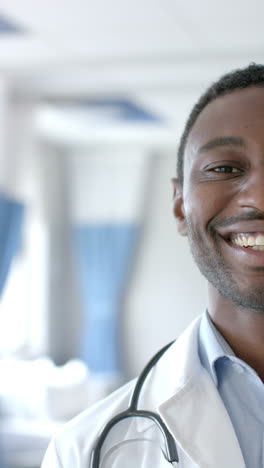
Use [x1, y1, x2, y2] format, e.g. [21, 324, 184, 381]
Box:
[177, 63, 264, 183]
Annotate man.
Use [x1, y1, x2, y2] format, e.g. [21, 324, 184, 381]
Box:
[42, 63, 264, 468]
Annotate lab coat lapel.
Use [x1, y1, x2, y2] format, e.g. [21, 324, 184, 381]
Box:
[159, 371, 246, 468]
[142, 317, 246, 468]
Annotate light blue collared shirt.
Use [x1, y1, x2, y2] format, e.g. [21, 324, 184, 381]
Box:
[199, 311, 264, 468]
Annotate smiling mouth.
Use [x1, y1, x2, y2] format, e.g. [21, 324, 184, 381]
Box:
[229, 233, 264, 250]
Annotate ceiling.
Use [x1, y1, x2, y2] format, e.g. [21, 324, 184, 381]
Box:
[0, 1, 264, 134]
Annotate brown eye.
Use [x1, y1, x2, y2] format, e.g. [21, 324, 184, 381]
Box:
[213, 166, 240, 173]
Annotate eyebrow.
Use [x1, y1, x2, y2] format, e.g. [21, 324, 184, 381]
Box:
[198, 136, 246, 154]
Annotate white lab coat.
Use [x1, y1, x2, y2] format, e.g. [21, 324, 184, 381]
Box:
[41, 317, 246, 468]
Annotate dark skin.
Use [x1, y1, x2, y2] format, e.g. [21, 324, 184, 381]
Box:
[173, 86, 264, 382]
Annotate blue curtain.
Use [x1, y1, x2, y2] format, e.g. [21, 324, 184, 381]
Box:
[0, 193, 24, 296]
[0, 193, 24, 468]
[73, 224, 138, 374]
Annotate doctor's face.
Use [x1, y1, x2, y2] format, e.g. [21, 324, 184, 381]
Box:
[175, 86, 264, 311]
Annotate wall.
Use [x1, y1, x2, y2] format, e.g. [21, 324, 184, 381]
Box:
[34, 111, 208, 377]
[57, 142, 207, 377]
[124, 149, 207, 377]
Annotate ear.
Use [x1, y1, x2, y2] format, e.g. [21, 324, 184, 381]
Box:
[171, 178, 187, 236]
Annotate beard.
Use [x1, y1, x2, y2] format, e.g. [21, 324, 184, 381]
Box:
[185, 218, 264, 312]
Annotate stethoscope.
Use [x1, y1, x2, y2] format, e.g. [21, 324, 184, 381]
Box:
[90, 341, 179, 467]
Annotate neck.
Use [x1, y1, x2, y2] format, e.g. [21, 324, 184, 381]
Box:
[207, 285, 264, 381]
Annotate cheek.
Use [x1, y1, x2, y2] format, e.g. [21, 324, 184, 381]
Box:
[183, 184, 233, 230]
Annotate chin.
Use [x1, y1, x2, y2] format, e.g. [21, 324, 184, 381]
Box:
[217, 284, 264, 312]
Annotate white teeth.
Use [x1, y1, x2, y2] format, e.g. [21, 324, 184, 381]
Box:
[248, 236, 255, 246]
[252, 246, 264, 251]
[232, 238, 241, 246]
[256, 235, 264, 245]
[231, 233, 264, 248]
[234, 238, 241, 246]
[242, 236, 248, 246]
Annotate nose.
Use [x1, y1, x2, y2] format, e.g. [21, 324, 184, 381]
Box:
[238, 166, 264, 213]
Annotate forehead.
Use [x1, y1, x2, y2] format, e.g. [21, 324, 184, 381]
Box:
[185, 86, 264, 166]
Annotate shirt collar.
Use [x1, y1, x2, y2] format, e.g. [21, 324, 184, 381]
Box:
[199, 310, 235, 385]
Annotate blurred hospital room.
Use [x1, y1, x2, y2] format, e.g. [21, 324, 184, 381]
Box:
[0, 1, 262, 466]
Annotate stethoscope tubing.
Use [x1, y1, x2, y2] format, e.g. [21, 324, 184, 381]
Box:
[90, 340, 179, 467]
